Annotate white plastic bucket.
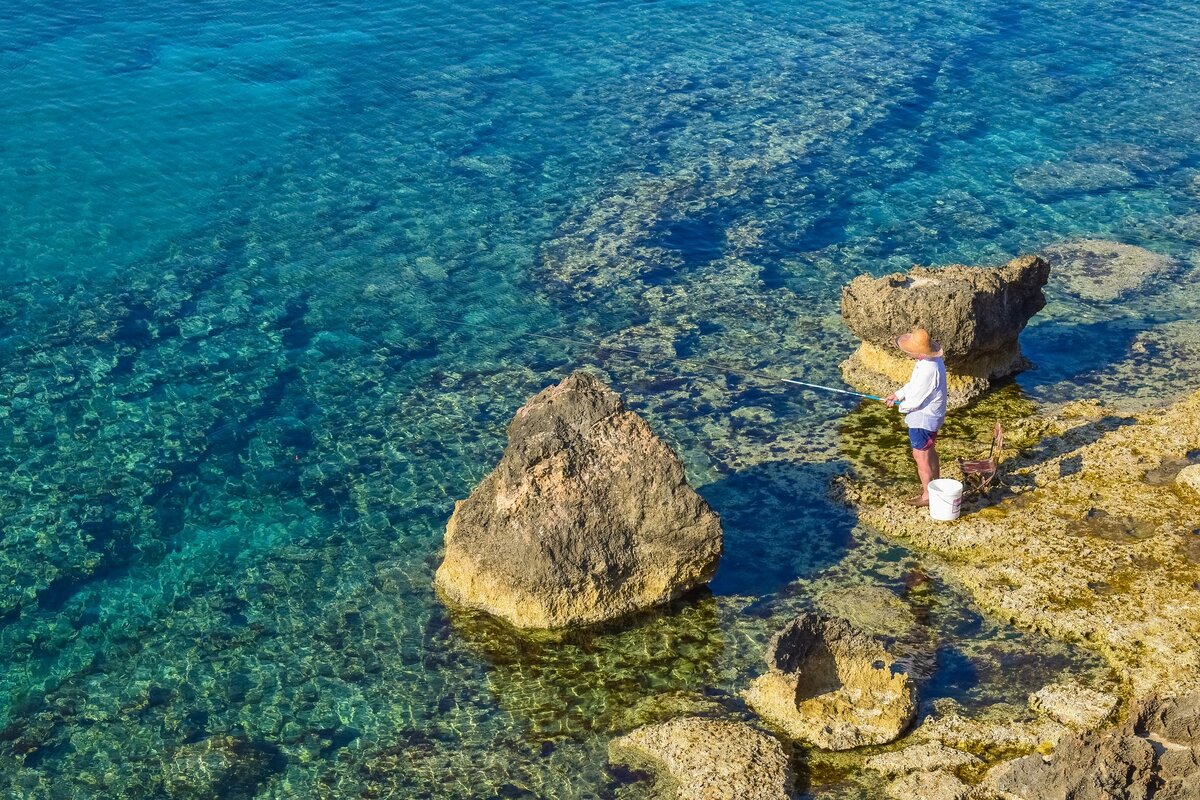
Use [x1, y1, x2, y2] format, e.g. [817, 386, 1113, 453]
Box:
[928, 479, 963, 521]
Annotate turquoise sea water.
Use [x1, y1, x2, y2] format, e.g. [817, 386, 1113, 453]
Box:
[2, 0, 1199, 796]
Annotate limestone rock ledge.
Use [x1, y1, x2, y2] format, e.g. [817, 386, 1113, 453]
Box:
[434, 371, 722, 629]
[885, 770, 973, 800]
[912, 707, 1071, 758]
[1028, 682, 1119, 732]
[743, 612, 917, 750]
[608, 716, 793, 800]
[865, 742, 983, 776]
[839, 255, 1049, 407]
[844, 388, 1200, 697]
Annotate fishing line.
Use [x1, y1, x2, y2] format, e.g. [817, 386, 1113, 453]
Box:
[436, 317, 884, 402]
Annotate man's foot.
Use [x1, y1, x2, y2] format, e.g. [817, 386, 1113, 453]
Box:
[907, 494, 929, 508]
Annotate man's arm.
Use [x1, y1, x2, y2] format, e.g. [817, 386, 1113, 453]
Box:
[896, 361, 936, 413]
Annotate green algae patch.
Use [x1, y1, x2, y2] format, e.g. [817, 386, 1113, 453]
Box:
[838, 382, 1041, 490]
[443, 595, 731, 740]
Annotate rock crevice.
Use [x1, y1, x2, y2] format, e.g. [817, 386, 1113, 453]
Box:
[985, 692, 1200, 800]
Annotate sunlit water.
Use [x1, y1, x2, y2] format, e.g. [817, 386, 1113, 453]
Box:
[1, 0, 1198, 796]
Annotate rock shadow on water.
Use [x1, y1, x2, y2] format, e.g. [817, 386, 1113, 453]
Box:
[1019, 318, 1142, 391]
[438, 593, 728, 742]
[700, 460, 857, 597]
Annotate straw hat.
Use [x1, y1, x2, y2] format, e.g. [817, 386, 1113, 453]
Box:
[896, 327, 944, 358]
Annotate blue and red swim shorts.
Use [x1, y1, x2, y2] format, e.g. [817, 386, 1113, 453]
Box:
[908, 428, 939, 451]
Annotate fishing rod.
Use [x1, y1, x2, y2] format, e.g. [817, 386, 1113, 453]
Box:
[436, 318, 884, 402]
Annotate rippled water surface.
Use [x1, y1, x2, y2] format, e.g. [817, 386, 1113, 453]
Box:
[2, 0, 1198, 796]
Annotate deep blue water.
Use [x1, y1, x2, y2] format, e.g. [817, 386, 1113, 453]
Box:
[1, 0, 1198, 796]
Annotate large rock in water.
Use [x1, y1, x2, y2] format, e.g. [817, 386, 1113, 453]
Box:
[743, 612, 917, 750]
[434, 372, 722, 629]
[840, 255, 1050, 407]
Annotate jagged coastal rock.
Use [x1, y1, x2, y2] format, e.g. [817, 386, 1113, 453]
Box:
[840, 255, 1050, 407]
[434, 372, 722, 629]
[609, 716, 792, 800]
[984, 691, 1200, 800]
[743, 612, 917, 750]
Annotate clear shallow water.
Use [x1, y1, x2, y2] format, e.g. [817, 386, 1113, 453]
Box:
[0, 0, 1197, 796]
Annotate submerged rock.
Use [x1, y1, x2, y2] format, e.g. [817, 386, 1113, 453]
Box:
[1041, 239, 1178, 303]
[1013, 159, 1137, 199]
[984, 692, 1200, 800]
[434, 371, 722, 629]
[743, 612, 917, 750]
[814, 585, 917, 640]
[609, 716, 792, 800]
[1028, 682, 1119, 732]
[839, 255, 1049, 407]
[160, 735, 278, 800]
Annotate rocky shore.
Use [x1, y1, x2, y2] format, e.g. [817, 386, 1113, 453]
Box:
[844, 388, 1200, 699]
[435, 267, 1200, 798]
[837, 386, 1200, 799]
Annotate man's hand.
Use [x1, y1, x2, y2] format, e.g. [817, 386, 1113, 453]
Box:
[883, 393, 898, 407]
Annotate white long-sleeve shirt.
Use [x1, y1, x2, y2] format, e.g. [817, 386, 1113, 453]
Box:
[895, 357, 947, 431]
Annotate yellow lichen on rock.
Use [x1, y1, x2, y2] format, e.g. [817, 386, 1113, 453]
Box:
[840, 341, 1007, 409]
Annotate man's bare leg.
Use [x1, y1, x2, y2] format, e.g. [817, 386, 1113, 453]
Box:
[912, 447, 938, 504]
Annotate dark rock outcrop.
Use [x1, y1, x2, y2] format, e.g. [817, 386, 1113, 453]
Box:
[743, 612, 917, 750]
[434, 372, 722, 629]
[609, 716, 793, 800]
[839, 255, 1050, 407]
[985, 691, 1200, 800]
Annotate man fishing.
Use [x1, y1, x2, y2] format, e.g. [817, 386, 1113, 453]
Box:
[883, 328, 948, 507]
